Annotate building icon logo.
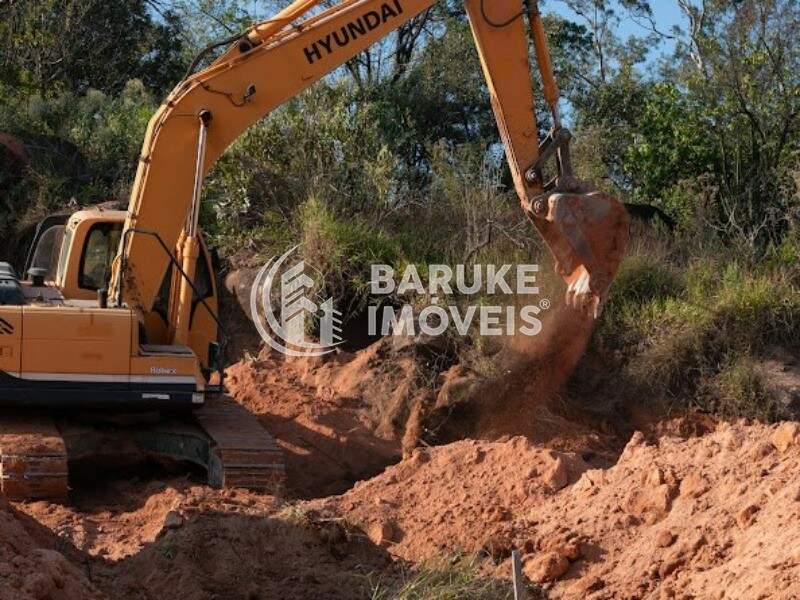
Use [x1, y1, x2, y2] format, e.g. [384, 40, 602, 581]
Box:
[250, 246, 343, 357]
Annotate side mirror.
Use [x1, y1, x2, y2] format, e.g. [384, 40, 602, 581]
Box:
[27, 267, 47, 287]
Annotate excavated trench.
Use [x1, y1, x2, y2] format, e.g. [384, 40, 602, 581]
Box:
[4, 297, 799, 600]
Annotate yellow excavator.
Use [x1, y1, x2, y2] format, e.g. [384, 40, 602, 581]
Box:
[0, 0, 628, 499]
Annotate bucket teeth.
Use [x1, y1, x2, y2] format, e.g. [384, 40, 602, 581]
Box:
[529, 190, 630, 318]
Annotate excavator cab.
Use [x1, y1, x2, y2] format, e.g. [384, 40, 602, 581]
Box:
[19, 208, 221, 380]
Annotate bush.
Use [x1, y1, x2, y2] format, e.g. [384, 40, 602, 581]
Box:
[591, 232, 800, 420]
[701, 358, 781, 422]
[0, 80, 155, 257]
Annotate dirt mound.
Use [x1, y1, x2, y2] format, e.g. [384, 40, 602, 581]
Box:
[224, 302, 613, 498]
[4, 313, 798, 599]
[226, 336, 440, 498]
[0, 498, 103, 600]
[321, 420, 800, 598]
[318, 437, 591, 561]
[89, 486, 390, 600]
[16, 480, 392, 600]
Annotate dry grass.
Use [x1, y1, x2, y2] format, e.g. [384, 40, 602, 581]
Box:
[369, 554, 541, 600]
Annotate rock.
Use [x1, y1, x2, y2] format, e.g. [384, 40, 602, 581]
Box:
[656, 530, 676, 548]
[570, 575, 605, 595]
[574, 468, 605, 492]
[543, 456, 569, 491]
[539, 534, 582, 561]
[679, 472, 709, 499]
[619, 431, 647, 463]
[750, 440, 775, 459]
[469, 448, 486, 465]
[645, 467, 665, 486]
[408, 448, 430, 467]
[771, 422, 800, 453]
[483, 529, 514, 560]
[622, 484, 674, 522]
[368, 519, 395, 547]
[736, 504, 760, 529]
[224, 268, 260, 322]
[163, 511, 184, 530]
[658, 556, 685, 578]
[721, 429, 744, 450]
[523, 551, 570, 583]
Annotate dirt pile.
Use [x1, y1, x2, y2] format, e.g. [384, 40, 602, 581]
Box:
[13, 480, 391, 600]
[0, 498, 103, 600]
[226, 336, 442, 497]
[322, 420, 800, 599]
[3, 326, 798, 599]
[317, 437, 591, 561]
[224, 303, 617, 497]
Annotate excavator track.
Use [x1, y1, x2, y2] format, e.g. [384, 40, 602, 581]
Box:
[66, 395, 287, 494]
[0, 397, 284, 502]
[0, 414, 68, 501]
[193, 396, 285, 490]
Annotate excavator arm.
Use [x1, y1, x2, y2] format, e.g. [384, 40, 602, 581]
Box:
[109, 0, 628, 340]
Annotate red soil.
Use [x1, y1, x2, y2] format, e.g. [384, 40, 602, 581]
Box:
[320, 421, 800, 599]
[2, 332, 799, 599]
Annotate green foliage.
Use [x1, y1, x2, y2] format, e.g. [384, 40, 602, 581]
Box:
[0, 80, 155, 247]
[593, 232, 800, 420]
[0, 0, 185, 96]
[704, 358, 781, 422]
[203, 83, 406, 237]
[622, 83, 716, 205]
[297, 196, 411, 313]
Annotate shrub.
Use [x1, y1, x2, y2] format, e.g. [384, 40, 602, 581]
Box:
[590, 232, 800, 420]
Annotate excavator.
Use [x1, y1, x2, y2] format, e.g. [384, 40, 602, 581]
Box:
[0, 0, 628, 500]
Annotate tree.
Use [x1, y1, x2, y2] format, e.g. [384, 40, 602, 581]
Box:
[0, 0, 186, 96]
[666, 0, 800, 245]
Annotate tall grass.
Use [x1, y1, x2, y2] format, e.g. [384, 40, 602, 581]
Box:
[590, 228, 800, 420]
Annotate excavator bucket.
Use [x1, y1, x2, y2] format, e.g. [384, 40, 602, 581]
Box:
[528, 188, 630, 319]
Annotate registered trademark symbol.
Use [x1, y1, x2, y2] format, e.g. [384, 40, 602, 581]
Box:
[540, 298, 551, 310]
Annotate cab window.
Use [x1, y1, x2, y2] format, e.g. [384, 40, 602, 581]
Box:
[78, 223, 122, 290]
[30, 225, 65, 281]
[193, 250, 212, 301]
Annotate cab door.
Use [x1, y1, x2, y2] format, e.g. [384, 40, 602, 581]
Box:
[143, 237, 219, 373]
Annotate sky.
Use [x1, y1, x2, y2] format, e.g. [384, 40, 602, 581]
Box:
[544, 0, 687, 57]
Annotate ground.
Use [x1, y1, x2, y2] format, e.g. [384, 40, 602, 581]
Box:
[1, 334, 799, 599]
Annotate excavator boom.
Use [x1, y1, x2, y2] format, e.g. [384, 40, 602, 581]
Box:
[110, 0, 628, 326]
